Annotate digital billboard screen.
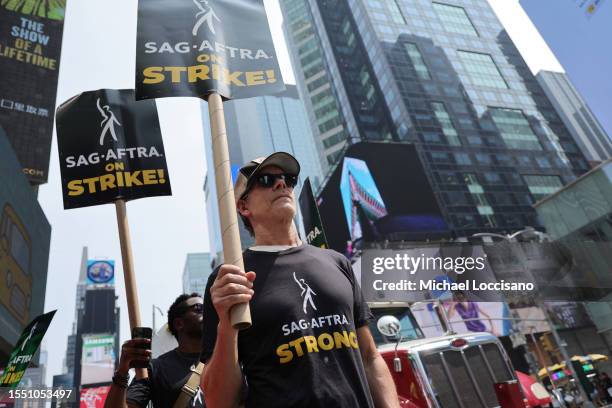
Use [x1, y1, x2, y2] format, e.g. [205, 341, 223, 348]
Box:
[81, 334, 115, 386]
[0, 1, 66, 184]
[317, 142, 449, 254]
[86, 260, 115, 286]
[80, 385, 111, 408]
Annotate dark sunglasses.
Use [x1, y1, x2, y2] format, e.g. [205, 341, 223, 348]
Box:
[180, 303, 203, 315]
[251, 173, 298, 189]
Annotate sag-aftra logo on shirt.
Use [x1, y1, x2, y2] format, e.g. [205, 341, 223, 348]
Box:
[274, 272, 359, 364]
[293, 272, 317, 314]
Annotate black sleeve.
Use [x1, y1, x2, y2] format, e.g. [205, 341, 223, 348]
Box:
[342, 256, 373, 328]
[126, 378, 151, 408]
[200, 266, 221, 363]
[353, 278, 373, 328]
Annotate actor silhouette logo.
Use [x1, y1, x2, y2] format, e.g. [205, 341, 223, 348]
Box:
[96, 98, 121, 145]
[293, 272, 317, 314]
[192, 388, 203, 406]
[20, 323, 37, 352]
[192, 0, 221, 36]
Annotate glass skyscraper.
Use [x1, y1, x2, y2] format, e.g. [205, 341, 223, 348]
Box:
[182, 253, 213, 295]
[202, 85, 324, 264]
[536, 70, 612, 166]
[281, 0, 590, 236]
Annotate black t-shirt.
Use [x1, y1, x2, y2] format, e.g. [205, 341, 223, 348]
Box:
[201, 244, 374, 408]
[127, 349, 205, 408]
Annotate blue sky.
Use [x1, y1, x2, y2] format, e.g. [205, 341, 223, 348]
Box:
[521, 0, 612, 136]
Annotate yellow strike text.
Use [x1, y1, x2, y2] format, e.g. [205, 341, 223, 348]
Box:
[67, 169, 166, 196]
[143, 61, 277, 87]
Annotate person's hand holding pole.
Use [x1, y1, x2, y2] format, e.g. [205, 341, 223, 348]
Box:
[210, 265, 256, 331]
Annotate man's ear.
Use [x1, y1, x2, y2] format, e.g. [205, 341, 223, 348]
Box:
[237, 199, 251, 217]
[174, 317, 184, 333]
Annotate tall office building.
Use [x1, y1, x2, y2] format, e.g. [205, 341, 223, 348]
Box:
[202, 85, 324, 264]
[62, 247, 89, 379]
[60, 249, 119, 389]
[182, 253, 213, 295]
[0, 126, 51, 366]
[15, 350, 47, 408]
[536, 70, 612, 166]
[281, 0, 589, 236]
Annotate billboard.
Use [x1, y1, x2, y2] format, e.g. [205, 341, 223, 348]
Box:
[81, 288, 117, 333]
[86, 260, 114, 286]
[80, 334, 115, 386]
[317, 143, 449, 254]
[545, 302, 593, 329]
[411, 301, 512, 338]
[0, 0, 66, 184]
[80, 385, 111, 408]
[0, 128, 51, 362]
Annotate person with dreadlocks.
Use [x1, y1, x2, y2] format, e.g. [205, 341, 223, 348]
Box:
[105, 293, 206, 408]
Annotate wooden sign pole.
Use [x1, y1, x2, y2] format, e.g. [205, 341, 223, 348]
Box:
[115, 199, 148, 378]
[207, 93, 251, 329]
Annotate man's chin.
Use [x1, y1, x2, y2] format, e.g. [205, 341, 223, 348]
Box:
[272, 205, 296, 219]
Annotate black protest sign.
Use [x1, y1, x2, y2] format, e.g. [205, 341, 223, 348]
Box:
[136, 0, 285, 100]
[299, 178, 328, 249]
[0, 310, 56, 388]
[56, 89, 171, 209]
[0, 3, 66, 184]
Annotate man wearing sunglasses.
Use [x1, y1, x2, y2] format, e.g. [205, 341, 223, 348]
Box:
[106, 293, 206, 408]
[200, 152, 399, 408]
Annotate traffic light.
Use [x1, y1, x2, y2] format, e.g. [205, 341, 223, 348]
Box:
[540, 333, 555, 352]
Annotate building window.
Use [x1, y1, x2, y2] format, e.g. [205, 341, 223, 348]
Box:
[431, 152, 452, 163]
[436, 171, 458, 184]
[483, 172, 502, 184]
[464, 173, 496, 227]
[367, 0, 384, 9]
[359, 67, 377, 107]
[475, 153, 491, 165]
[454, 152, 471, 165]
[389, 0, 407, 24]
[458, 51, 508, 89]
[404, 43, 431, 80]
[444, 191, 469, 205]
[523, 175, 563, 201]
[326, 150, 344, 166]
[432, 3, 478, 37]
[431, 102, 461, 146]
[495, 153, 513, 166]
[490, 108, 542, 151]
[421, 132, 442, 143]
[536, 157, 552, 168]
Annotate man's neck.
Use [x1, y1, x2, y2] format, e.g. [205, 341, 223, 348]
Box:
[177, 335, 201, 354]
[253, 221, 302, 246]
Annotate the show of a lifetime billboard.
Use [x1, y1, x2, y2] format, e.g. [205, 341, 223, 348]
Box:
[0, 1, 66, 184]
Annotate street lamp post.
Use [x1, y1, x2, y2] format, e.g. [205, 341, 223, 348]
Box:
[152, 305, 164, 333]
